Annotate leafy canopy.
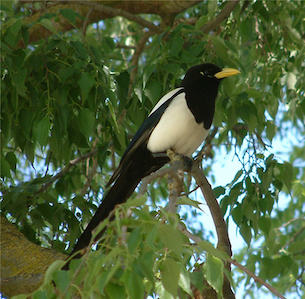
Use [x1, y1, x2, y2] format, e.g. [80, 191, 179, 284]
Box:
[1, 1, 304, 298]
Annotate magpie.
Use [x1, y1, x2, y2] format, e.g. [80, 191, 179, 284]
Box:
[71, 63, 239, 256]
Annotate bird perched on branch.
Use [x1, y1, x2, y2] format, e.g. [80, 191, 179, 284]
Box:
[70, 63, 240, 258]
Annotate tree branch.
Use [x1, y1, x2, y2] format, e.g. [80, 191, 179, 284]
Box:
[180, 224, 286, 299]
[79, 2, 161, 34]
[202, 0, 240, 33]
[228, 258, 286, 299]
[190, 159, 234, 298]
[191, 162, 232, 256]
[18, 0, 201, 45]
[37, 149, 97, 194]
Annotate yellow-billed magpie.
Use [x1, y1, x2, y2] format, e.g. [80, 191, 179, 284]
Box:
[71, 63, 239, 255]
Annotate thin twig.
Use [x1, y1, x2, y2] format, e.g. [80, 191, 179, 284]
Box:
[180, 225, 286, 299]
[80, 140, 99, 196]
[82, 7, 93, 37]
[37, 149, 97, 194]
[228, 258, 286, 299]
[202, 0, 239, 33]
[117, 43, 136, 50]
[128, 31, 152, 98]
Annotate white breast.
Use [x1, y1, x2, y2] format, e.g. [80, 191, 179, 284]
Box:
[147, 90, 209, 157]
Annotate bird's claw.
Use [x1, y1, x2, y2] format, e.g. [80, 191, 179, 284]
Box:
[166, 149, 193, 172]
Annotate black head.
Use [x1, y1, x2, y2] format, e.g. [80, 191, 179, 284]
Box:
[181, 63, 240, 87]
[182, 63, 222, 85]
[180, 63, 240, 128]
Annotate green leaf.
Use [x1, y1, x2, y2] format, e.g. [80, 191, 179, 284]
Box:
[240, 223, 252, 246]
[127, 227, 142, 253]
[33, 117, 50, 146]
[139, 250, 155, 281]
[231, 204, 243, 225]
[144, 79, 162, 103]
[78, 72, 95, 101]
[78, 108, 95, 139]
[204, 254, 224, 295]
[288, 241, 305, 257]
[3, 18, 22, 47]
[158, 224, 184, 255]
[160, 258, 181, 296]
[208, 0, 218, 14]
[258, 216, 271, 234]
[190, 270, 204, 292]
[97, 260, 120, 292]
[105, 282, 126, 299]
[71, 41, 88, 59]
[266, 120, 276, 141]
[198, 240, 228, 260]
[195, 15, 209, 29]
[53, 270, 70, 293]
[143, 64, 156, 89]
[5, 152, 17, 173]
[179, 270, 192, 296]
[213, 186, 226, 198]
[42, 260, 65, 286]
[155, 281, 175, 299]
[0, 156, 11, 178]
[176, 196, 203, 210]
[232, 169, 243, 184]
[279, 162, 294, 190]
[210, 36, 229, 62]
[39, 18, 57, 33]
[116, 71, 129, 101]
[169, 35, 184, 57]
[123, 195, 146, 208]
[134, 87, 143, 103]
[32, 290, 47, 299]
[59, 8, 81, 25]
[123, 270, 144, 299]
[12, 68, 27, 96]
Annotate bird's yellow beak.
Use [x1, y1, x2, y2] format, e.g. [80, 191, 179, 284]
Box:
[214, 68, 240, 79]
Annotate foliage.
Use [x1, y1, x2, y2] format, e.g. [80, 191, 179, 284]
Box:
[1, 1, 304, 298]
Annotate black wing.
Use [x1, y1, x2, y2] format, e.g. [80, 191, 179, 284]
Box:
[107, 88, 184, 186]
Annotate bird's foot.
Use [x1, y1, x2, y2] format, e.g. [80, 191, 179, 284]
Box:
[152, 152, 169, 159]
[166, 149, 193, 172]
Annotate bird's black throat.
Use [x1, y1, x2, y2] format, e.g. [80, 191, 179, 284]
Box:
[181, 63, 222, 130]
[183, 78, 220, 129]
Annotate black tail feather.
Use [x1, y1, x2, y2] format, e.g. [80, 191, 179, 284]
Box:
[68, 146, 169, 266]
[70, 171, 141, 255]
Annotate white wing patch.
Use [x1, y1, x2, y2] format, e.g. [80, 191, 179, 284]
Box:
[149, 88, 184, 115]
[147, 91, 209, 157]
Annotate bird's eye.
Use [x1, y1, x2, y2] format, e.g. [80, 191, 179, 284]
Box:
[200, 71, 210, 77]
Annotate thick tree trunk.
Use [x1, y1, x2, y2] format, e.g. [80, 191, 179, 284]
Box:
[0, 216, 66, 297]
